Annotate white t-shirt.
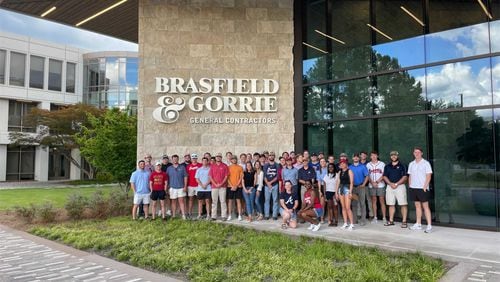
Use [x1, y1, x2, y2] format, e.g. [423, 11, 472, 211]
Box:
[367, 161, 386, 188]
[408, 159, 433, 189]
[323, 173, 338, 192]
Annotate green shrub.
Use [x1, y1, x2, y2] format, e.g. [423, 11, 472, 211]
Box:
[96, 171, 114, 183]
[65, 193, 88, 220]
[37, 202, 58, 223]
[13, 204, 37, 223]
[87, 190, 109, 219]
[107, 188, 130, 217]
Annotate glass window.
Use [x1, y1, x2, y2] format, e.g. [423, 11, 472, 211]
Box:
[378, 115, 427, 167]
[428, 0, 486, 33]
[8, 100, 36, 132]
[105, 57, 119, 86]
[432, 109, 496, 228]
[332, 119, 373, 157]
[303, 0, 327, 61]
[29, 55, 44, 89]
[48, 59, 62, 91]
[493, 57, 500, 105]
[305, 123, 329, 154]
[66, 62, 76, 93]
[427, 58, 492, 110]
[492, 20, 500, 54]
[373, 36, 425, 71]
[374, 0, 424, 44]
[0, 49, 5, 84]
[125, 61, 138, 86]
[9, 52, 26, 87]
[426, 22, 490, 63]
[6, 145, 35, 181]
[375, 68, 426, 115]
[304, 85, 332, 121]
[331, 77, 372, 119]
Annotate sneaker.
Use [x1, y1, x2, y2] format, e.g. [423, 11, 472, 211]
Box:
[273, 217, 278, 221]
[227, 216, 232, 221]
[166, 210, 172, 216]
[211, 217, 217, 221]
[264, 217, 270, 220]
[347, 224, 354, 231]
[157, 210, 162, 216]
[424, 225, 432, 233]
[371, 218, 378, 224]
[340, 223, 348, 230]
[206, 215, 211, 220]
[312, 223, 321, 232]
[410, 223, 422, 230]
[307, 224, 314, 230]
[238, 215, 242, 221]
[197, 215, 202, 220]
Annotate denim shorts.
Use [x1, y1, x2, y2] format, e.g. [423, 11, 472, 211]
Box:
[339, 185, 350, 196]
[279, 207, 297, 220]
[314, 208, 324, 217]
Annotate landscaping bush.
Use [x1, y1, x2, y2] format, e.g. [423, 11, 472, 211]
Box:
[96, 171, 114, 183]
[107, 188, 130, 217]
[65, 193, 88, 220]
[37, 202, 58, 223]
[87, 190, 109, 219]
[13, 204, 37, 223]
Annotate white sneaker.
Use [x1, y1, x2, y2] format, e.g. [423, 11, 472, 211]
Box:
[312, 223, 321, 232]
[238, 215, 242, 221]
[341, 223, 348, 230]
[182, 215, 187, 220]
[347, 224, 354, 231]
[424, 225, 432, 233]
[307, 224, 314, 230]
[157, 210, 162, 216]
[410, 223, 422, 230]
[226, 216, 232, 221]
[371, 218, 378, 224]
[166, 210, 172, 216]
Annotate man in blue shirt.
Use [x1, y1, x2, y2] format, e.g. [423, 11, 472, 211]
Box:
[166, 155, 188, 219]
[130, 160, 151, 220]
[349, 153, 369, 225]
[281, 157, 298, 195]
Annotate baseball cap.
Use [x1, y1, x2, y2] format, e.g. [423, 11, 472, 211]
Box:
[339, 159, 348, 164]
[155, 161, 162, 166]
[311, 152, 318, 157]
[269, 151, 276, 156]
[390, 151, 399, 156]
[191, 153, 198, 159]
[216, 152, 222, 157]
[162, 154, 168, 159]
[339, 153, 347, 158]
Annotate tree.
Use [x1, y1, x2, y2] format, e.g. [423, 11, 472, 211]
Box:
[9, 104, 103, 179]
[76, 108, 137, 190]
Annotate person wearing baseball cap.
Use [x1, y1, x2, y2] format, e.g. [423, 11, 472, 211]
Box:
[149, 161, 168, 220]
[186, 153, 202, 219]
[209, 152, 229, 220]
[383, 150, 408, 228]
[349, 152, 369, 225]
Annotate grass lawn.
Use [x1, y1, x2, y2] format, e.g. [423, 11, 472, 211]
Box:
[31, 217, 445, 281]
[0, 186, 118, 210]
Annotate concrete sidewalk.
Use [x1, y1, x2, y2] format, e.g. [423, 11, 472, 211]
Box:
[0, 180, 118, 190]
[0, 224, 182, 282]
[221, 218, 500, 282]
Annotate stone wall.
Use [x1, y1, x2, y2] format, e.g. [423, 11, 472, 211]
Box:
[138, 0, 294, 159]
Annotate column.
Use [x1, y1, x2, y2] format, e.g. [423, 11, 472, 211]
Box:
[70, 148, 81, 180]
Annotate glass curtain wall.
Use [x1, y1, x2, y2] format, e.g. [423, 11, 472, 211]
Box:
[83, 56, 138, 114]
[297, 0, 500, 231]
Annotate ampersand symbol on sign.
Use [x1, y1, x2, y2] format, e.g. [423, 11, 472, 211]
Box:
[152, 96, 186, 123]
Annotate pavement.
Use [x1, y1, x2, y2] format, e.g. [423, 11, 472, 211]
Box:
[219, 217, 500, 282]
[0, 224, 182, 282]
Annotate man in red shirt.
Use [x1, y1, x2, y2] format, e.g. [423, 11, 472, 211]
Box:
[149, 162, 168, 220]
[209, 153, 229, 220]
[186, 153, 202, 219]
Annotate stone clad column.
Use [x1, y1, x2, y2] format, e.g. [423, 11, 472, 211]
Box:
[138, 0, 295, 158]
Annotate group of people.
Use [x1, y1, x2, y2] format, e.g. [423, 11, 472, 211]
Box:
[129, 147, 434, 233]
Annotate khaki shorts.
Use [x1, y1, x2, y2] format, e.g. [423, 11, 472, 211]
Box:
[187, 186, 197, 197]
[369, 186, 386, 197]
[385, 184, 408, 206]
[169, 188, 186, 199]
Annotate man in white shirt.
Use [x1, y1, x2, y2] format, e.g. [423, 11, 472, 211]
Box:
[367, 151, 386, 224]
[407, 147, 433, 233]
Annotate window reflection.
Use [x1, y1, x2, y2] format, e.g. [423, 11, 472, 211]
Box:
[304, 85, 331, 121]
[373, 36, 425, 71]
[332, 119, 372, 157]
[305, 123, 329, 154]
[332, 77, 371, 119]
[429, 0, 486, 33]
[426, 22, 490, 63]
[427, 58, 492, 109]
[375, 68, 426, 114]
[375, 0, 423, 44]
[493, 57, 500, 105]
[432, 109, 496, 227]
[491, 20, 500, 53]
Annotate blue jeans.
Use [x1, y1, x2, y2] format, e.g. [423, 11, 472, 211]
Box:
[242, 186, 256, 215]
[264, 184, 279, 218]
[255, 186, 263, 214]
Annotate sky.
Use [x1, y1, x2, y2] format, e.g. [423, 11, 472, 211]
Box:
[0, 8, 138, 52]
